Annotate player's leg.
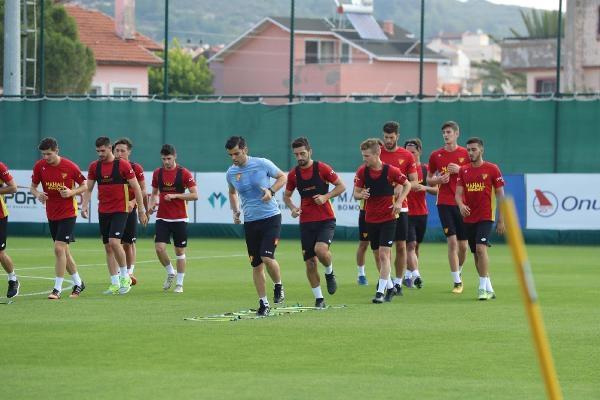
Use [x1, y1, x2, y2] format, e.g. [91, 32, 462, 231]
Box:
[244, 219, 270, 316]
[473, 221, 494, 300]
[356, 210, 369, 285]
[122, 208, 138, 285]
[105, 213, 131, 294]
[0, 217, 18, 298]
[47, 218, 68, 300]
[314, 220, 336, 295]
[258, 215, 284, 304]
[393, 213, 409, 293]
[154, 220, 175, 290]
[171, 222, 188, 293]
[301, 222, 323, 306]
[410, 215, 427, 289]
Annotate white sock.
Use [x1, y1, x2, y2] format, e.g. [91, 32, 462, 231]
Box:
[54, 277, 64, 291]
[451, 271, 462, 284]
[479, 277, 487, 290]
[111, 274, 120, 285]
[486, 277, 494, 292]
[413, 269, 421, 278]
[404, 270, 412, 279]
[357, 265, 365, 276]
[377, 279, 387, 293]
[7, 272, 16, 281]
[311, 286, 323, 299]
[128, 264, 135, 274]
[71, 272, 82, 286]
[176, 273, 185, 286]
[119, 266, 128, 278]
[324, 265, 333, 275]
[274, 281, 282, 285]
[386, 276, 394, 289]
[165, 264, 175, 275]
[393, 277, 402, 285]
[260, 296, 269, 305]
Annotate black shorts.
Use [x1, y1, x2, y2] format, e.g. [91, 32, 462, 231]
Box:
[0, 217, 7, 251]
[98, 212, 129, 244]
[121, 207, 138, 244]
[300, 219, 336, 261]
[367, 220, 397, 250]
[244, 214, 282, 268]
[394, 212, 409, 241]
[358, 210, 369, 242]
[408, 215, 428, 243]
[465, 221, 493, 253]
[155, 219, 188, 248]
[437, 205, 467, 240]
[49, 217, 76, 243]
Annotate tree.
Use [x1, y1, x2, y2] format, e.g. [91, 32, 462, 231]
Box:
[0, 0, 95, 94]
[473, 60, 526, 94]
[149, 39, 213, 96]
[510, 8, 564, 39]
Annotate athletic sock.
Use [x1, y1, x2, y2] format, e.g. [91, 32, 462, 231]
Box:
[324, 265, 333, 275]
[386, 275, 394, 289]
[413, 269, 421, 278]
[479, 277, 487, 290]
[393, 277, 402, 285]
[119, 266, 128, 278]
[274, 281, 282, 285]
[71, 272, 82, 286]
[404, 270, 412, 280]
[110, 274, 120, 285]
[485, 277, 494, 292]
[451, 271, 462, 284]
[357, 265, 365, 276]
[54, 277, 64, 291]
[7, 272, 17, 281]
[260, 296, 269, 306]
[377, 279, 387, 293]
[128, 264, 135, 274]
[165, 264, 175, 275]
[176, 273, 185, 286]
[311, 286, 323, 299]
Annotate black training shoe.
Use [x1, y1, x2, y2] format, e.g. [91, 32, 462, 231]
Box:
[70, 281, 86, 298]
[384, 287, 395, 302]
[414, 276, 423, 289]
[372, 292, 384, 304]
[315, 298, 326, 309]
[273, 284, 285, 304]
[394, 284, 403, 296]
[7, 280, 19, 298]
[256, 299, 270, 317]
[325, 272, 337, 295]
[48, 288, 61, 300]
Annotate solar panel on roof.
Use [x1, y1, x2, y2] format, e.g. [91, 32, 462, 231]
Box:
[346, 12, 387, 41]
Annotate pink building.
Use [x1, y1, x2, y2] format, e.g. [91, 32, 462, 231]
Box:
[210, 17, 444, 98]
[65, 3, 162, 96]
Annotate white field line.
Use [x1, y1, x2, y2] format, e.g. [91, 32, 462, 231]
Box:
[0, 276, 74, 299]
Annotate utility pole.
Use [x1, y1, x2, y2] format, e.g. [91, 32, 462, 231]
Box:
[3, 0, 21, 95]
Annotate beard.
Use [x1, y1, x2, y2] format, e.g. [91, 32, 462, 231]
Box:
[297, 159, 308, 166]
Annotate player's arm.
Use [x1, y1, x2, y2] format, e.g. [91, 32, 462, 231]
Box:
[283, 189, 301, 218]
[127, 177, 148, 226]
[495, 186, 505, 235]
[81, 179, 95, 216]
[425, 185, 439, 195]
[166, 185, 198, 202]
[262, 170, 287, 202]
[147, 187, 159, 215]
[0, 178, 17, 195]
[325, 177, 346, 201]
[29, 181, 48, 204]
[455, 184, 470, 217]
[393, 179, 411, 213]
[353, 184, 370, 200]
[139, 179, 149, 211]
[228, 182, 241, 224]
[59, 179, 88, 199]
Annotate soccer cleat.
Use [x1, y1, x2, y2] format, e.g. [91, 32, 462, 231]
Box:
[119, 276, 132, 295]
[403, 277, 414, 288]
[129, 274, 137, 286]
[273, 283, 285, 304]
[163, 273, 176, 290]
[414, 276, 423, 289]
[48, 288, 61, 300]
[478, 288, 488, 300]
[174, 285, 184, 293]
[486, 291, 496, 300]
[256, 299, 270, 316]
[372, 292, 385, 304]
[452, 282, 464, 294]
[315, 298, 326, 309]
[357, 275, 368, 286]
[384, 288, 395, 302]
[325, 272, 337, 295]
[6, 280, 19, 298]
[103, 284, 120, 295]
[394, 284, 403, 296]
[69, 281, 86, 298]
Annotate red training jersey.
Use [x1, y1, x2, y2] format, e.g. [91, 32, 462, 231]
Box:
[88, 159, 136, 213]
[152, 166, 196, 221]
[32, 157, 86, 221]
[428, 146, 469, 206]
[456, 161, 505, 223]
[127, 161, 145, 201]
[0, 162, 14, 219]
[379, 146, 416, 211]
[286, 161, 339, 223]
[354, 163, 407, 223]
[407, 163, 429, 216]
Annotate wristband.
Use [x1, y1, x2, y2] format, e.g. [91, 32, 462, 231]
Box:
[269, 188, 276, 197]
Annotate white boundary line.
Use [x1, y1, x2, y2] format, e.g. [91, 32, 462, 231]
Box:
[0, 276, 74, 299]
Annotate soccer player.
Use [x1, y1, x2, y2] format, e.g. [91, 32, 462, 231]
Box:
[403, 139, 438, 289]
[225, 136, 287, 317]
[30, 138, 88, 299]
[455, 137, 505, 300]
[353, 139, 411, 304]
[147, 144, 197, 293]
[379, 121, 418, 295]
[114, 138, 148, 285]
[82, 136, 147, 295]
[427, 121, 470, 293]
[283, 137, 346, 308]
[0, 161, 19, 298]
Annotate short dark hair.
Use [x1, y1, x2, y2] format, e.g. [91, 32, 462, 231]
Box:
[95, 136, 111, 148]
[38, 137, 58, 151]
[225, 136, 246, 150]
[383, 121, 399, 135]
[360, 138, 380, 153]
[466, 137, 484, 147]
[404, 138, 422, 151]
[291, 137, 311, 150]
[160, 144, 176, 156]
[441, 121, 459, 132]
[114, 137, 133, 150]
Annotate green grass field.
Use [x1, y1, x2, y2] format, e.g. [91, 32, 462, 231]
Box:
[1, 236, 598, 399]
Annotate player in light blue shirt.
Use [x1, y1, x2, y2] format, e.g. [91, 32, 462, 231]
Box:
[225, 136, 287, 316]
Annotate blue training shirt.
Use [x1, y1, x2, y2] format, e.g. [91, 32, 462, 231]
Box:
[226, 157, 282, 222]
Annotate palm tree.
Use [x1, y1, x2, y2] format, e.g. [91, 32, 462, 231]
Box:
[510, 8, 564, 39]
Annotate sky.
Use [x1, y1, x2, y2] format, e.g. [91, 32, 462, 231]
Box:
[486, 0, 561, 9]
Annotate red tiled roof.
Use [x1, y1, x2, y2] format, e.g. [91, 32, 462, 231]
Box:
[65, 4, 163, 67]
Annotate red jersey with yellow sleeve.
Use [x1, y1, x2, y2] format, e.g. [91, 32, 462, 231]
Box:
[354, 163, 407, 224]
[379, 146, 416, 211]
[286, 161, 338, 223]
[151, 166, 196, 221]
[32, 157, 86, 221]
[88, 159, 136, 213]
[0, 162, 14, 219]
[456, 161, 505, 223]
[407, 163, 429, 216]
[428, 146, 469, 206]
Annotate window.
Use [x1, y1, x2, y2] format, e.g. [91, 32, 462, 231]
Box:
[535, 78, 556, 94]
[88, 86, 102, 95]
[304, 40, 338, 64]
[113, 87, 137, 96]
[597, 6, 600, 40]
[320, 41, 335, 64]
[340, 43, 351, 64]
[305, 41, 319, 64]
